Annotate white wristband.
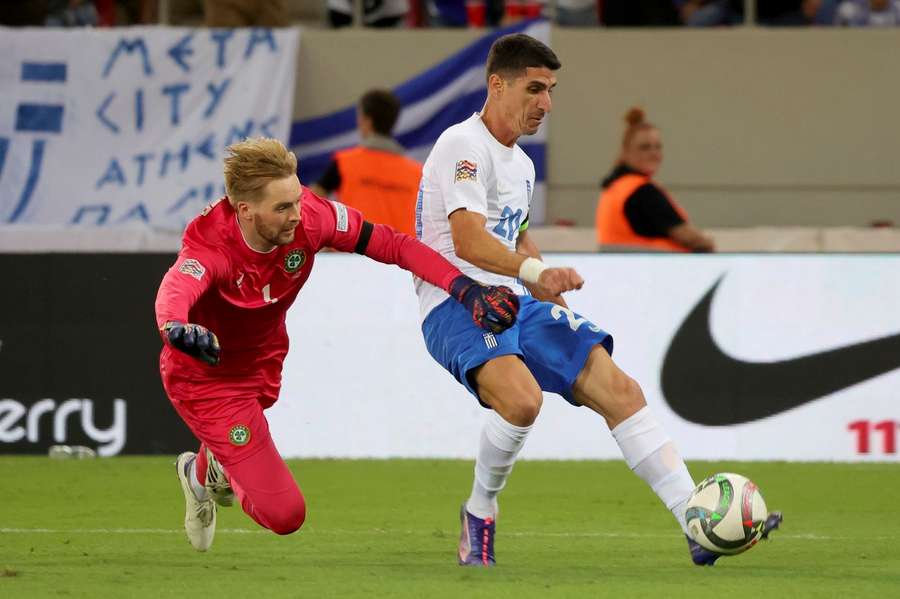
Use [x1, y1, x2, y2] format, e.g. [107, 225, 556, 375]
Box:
[518, 257, 548, 284]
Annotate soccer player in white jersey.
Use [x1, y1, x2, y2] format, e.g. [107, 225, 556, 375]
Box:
[415, 33, 781, 567]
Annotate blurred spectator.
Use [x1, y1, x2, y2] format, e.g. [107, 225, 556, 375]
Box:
[46, 0, 99, 26]
[0, 0, 49, 26]
[93, 0, 115, 25]
[556, 0, 597, 26]
[602, 0, 680, 26]
[757, 0, 821, 25]
[595, 108, 714, 253]
[835, 0, 900, 25]
[500, 0, 543, 24]
[675, 0, 743, 26]
[426, 0, 505, 27]
[116, 0, 159, 25]
[427, 0, 469, 26]
[204, 0, 288, 26]
[311, 89, 422, 237]
[813, 0, 840, 22]
[328, 0, 409, 27]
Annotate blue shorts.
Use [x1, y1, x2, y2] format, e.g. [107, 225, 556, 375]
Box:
[422, 295, 614, 406]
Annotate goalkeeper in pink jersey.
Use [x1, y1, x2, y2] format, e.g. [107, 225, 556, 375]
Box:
[155, 137, 519, 552]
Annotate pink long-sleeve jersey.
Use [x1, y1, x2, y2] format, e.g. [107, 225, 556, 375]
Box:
[155, 188, 463, 405]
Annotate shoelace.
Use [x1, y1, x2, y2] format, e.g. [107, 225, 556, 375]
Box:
[194, 499, 214, 526]
[205, 456, 233, 495]
[206, 470, 231, 494]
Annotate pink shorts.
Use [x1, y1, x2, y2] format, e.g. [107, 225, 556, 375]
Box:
[163, 375, 275, 467]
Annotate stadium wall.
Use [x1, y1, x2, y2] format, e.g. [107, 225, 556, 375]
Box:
[294, 27, 900, 228]
[2, 253, 897, 462]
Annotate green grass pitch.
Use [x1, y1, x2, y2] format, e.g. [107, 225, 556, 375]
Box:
[2, 457, 898, 598]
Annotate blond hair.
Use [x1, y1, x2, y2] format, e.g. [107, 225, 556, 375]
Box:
[223, 137, 298, 205]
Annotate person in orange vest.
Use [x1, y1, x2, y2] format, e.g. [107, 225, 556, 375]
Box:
[312, 89, 422, 237]
[595, 107, 715, 252]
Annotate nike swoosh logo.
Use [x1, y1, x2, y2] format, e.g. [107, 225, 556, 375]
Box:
[661, 276, 900, 425]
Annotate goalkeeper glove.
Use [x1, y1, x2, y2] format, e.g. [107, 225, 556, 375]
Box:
[449, 275, 519, 334]
[162, 321, 221, 366]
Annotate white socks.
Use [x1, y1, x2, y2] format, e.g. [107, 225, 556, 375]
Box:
[188, 456, 209, 501]
[611, 406, 695, 534]
[466, 411, 533, 519]
[465, 405, 694, 533]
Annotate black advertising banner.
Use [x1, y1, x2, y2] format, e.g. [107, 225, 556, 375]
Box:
[0, 254, 196, 455]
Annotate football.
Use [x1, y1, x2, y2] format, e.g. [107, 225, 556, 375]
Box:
[686, 473, 769, 555]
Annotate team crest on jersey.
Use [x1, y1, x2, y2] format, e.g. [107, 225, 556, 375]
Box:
[454, 160, 478, 182]
[178, 258, 206, 281]
[228, 425, 251, 446]
[284, 249, 306, 273]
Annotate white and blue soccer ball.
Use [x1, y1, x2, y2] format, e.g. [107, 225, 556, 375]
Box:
[686, 472, 769, 555]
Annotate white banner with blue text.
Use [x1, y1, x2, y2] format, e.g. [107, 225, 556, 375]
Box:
[0, 26, 299, 229]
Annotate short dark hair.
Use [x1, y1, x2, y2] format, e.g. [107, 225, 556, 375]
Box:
[359, 89, 401, 136]
[486, 34, 561, 82]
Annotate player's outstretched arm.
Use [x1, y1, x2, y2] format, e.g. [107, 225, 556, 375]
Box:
[353, 220, 518, 334]
[155, 250, 222, 366]
[449, 209, 583, 298]
[306, 193, 517, 333]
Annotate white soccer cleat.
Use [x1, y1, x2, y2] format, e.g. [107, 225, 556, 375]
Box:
[204, 448, 234, 507]
[175, 451, 216, 552]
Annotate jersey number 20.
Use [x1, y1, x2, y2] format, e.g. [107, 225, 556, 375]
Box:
[492, 207, 523, 242]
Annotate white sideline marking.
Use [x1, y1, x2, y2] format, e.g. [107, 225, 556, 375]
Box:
[0, 528, 266, 535]
[0, 528, 269, 535]
[0, 528, 884, 541]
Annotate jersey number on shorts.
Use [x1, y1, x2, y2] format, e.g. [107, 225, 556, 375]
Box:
[492, 206, 523, 242]
[550, 305, 601, 333]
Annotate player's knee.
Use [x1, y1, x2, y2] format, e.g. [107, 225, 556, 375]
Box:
[503, 393, 542, 426]
[269, 495, 307, 535]
[609, 371, 645, 416]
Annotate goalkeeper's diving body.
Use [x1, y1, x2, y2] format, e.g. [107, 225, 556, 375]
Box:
[413, 33, 781, 567]
[154, 137, 519, 552]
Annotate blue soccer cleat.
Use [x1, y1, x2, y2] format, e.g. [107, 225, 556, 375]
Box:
[760, 511, 783, 539]
[686, 535, 723, 566]
[458, 504, 496, 566]
[687, 510, 784, 566]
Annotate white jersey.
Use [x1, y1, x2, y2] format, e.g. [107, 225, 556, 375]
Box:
[415, 113, 535, 320]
